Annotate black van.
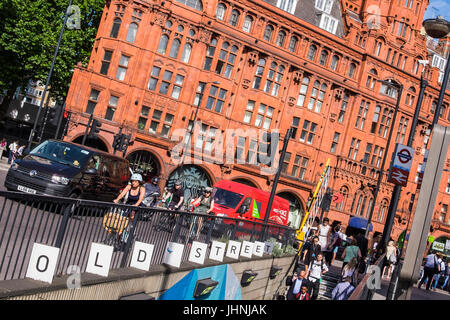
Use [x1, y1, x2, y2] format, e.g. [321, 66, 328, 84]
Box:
[5, 140, 130, 202]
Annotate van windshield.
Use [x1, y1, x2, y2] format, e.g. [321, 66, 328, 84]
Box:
[30, 140, 92, 168]
[213, 188, 244, 209]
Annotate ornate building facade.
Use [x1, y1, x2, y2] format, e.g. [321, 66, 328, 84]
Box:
[64, 0, 450, 249]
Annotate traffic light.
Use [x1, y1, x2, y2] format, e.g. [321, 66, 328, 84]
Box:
[61, 111, 71, 138]
[88, 119, 102, 138]
[112, 133, 123, 152]
[120, 134, 131, 152]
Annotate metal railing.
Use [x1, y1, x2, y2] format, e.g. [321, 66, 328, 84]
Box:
[0, 191, 295, 281]
[348, 253, 386, 300]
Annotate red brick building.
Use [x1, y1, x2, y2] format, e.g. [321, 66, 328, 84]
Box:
[64, 0, 450, 250]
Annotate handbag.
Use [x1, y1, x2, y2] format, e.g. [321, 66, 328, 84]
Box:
[389, 252, 397, 264]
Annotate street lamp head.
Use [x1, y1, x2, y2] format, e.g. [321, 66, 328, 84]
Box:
[423, 17, 450, 39]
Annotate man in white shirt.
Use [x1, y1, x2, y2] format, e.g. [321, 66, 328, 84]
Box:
[307, 252, 328, 300]
[8, 140, 18, 164]
[285, 270, 310, 300]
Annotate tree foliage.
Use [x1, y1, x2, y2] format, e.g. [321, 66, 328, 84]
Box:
[0, 0, 104, 118]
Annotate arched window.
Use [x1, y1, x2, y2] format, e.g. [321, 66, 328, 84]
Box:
[319, 50, 329, 66]
[243, 15, 253, 32]
[337, 186, 349, 211]
[297, 76, 310, 107]
[157, 34, 169, 54]
[348, 63, 356, 78]
[307, 44, 317, 60]
[378, 108, 393, 138]
[169, 38, 181, 58]
[253, 58, 266, 89]
[180, 43, 192, 63]
[229, 9, 240, 27]
[175, 0, 203, 11]
[378, 199, 389, 222]
[276, 31, 286, 47]
[110, 18, 121, 38]
[126, 22, 138, 43]
[203, 38, 218, 71]
[263, 25, 274, 41]
[216, 3, 226, 20]
[366, 68, 378, 89]
[330, 55, 339, 71]
[289, 36, 298, 52]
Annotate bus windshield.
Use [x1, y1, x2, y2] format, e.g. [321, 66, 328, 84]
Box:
[213, 188, 244, 209]
[30, 140, 92, 168]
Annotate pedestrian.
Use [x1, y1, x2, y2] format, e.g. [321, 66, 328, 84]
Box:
[0, 138, 6, 160]
[355, 231, 368, 260]
[317, 218, 331, 253]
[162, 180, 184, 211]
[382, 240, 397, 280]
[16, 145, 26, 157]
[418, 251, 440, 291]
[285, 270, 310, 300]
[188, 187, 214, 241]
[441, 261, 450, 290]
[306, 252, 328, 300]
[142, 177, 161, 207]
[8, 140, 18, 164]
[341, 237, 361, 270]
[326, 224, 345, 265]
[296, 285, 310, 301]
[341, 257, 358, 285]
[431, 254, 446, 291]
[303, 236, 322, 270]
[331, 276, 355, 300]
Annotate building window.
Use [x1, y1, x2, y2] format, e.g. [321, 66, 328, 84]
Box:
[277, 0, 298, 13]
[171, 74, 185, 99]
[148, 110, 167, 135]
[264, 62, 284, 96]
[281, 152, 291, 174]
[289, 36, 298, 52]
[446, 177, 450, 193]
[307, 81, 327, 113]
[215, 42, 238, 78]
[307, 44, 317, 60]
[299, 120, 317, 144]
[319, 50, 329, 66]
[348, 63, 356, 78]
[243, 100, 255, 124]
[206, 85, 227, 113]
[105, 95, 118, 121]
[86, 89, 100, 114]
[148, 66, 160, 90]
[378, 199, 389, 222]
[316, 0, 333, 13]
[116, 54, 130, 81]
[378, 107, 393, 138]
[362, 143, 372, 163]
[180, 43, 192, 63]
[100, 50, 113, 75]
[229, 9, 240, 27]
[396, 116, 409, 144]
[292, 155, 309, 180]
[276, 30, 286, 47]
[216, 3, 226, 20]
[169, 38, 181, 59]
[138, 106, 150, 130]
[370, 105, 381, 134]
[355, 100, 369, 130]
[348, 138, 360, 160]
[253, 58, 266, 90]
[319, 14, 338, 34]
[126, 22, 138, 43]
[193, 82, 206, 107]
[175, 0, 203, 11]
[297, 76, 310, 107]
[243, 15, 253, 32]
[235, 136, 246, 162]
[338, 93, 348, 123]
[254, 103, 274, 130]
[337, 186, 348, 210]
[291, 116, 300, 139]
[263, 25, 274, 41]
[330, 132, 340, 153]
[158, 34, 169, 54]
[375, 41, 382, 56]
[371, 145, 383, 167]
[366, 69, 377, 89]
[330, 55, 339, 71]
[110, 18, 121, 38]
[203, 38, 218, 71]
[161, 113, 174, 138]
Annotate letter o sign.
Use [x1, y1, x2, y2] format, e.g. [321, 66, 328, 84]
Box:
[26, 243, 60, 284]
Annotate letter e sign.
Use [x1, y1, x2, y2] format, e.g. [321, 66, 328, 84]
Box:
[26, 243, 60, 284]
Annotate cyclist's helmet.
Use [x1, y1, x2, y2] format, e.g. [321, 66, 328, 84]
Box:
[175, 180, 183, 186]
[152, 177, 159, 184]
[130, 173, 143, 182]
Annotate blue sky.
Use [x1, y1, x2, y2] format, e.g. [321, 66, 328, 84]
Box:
[424, 0, 450, 21]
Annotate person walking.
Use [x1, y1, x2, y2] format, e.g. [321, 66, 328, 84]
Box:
[317, 218, 331, 253]
[296, 285, 310, 301]
[326, 224, 346, 265]
[418, 251, 440, 291]
[306, 252, 328, 300]
[341, 237, 361, 270]
[440, 261, 450, 290]
[382, 240, 397, 280]
[285, 270, 310, 300]
[188, 187, 214, 241]
[331, 277, 355, 300]
[431, 255, 446, 291]
[0, 138, 6, 160]
[303, 236, 322, 270]
[8, 140, 18, 164]
[341, 257, 358, 285]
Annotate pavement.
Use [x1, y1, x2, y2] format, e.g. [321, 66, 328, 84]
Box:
[372, 278, 450, 300]
[0, 157, 10, 172]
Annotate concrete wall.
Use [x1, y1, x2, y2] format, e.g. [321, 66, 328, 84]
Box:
[0, 254, 295, 300]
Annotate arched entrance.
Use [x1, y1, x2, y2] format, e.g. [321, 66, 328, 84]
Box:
[167, 165, 213, 203]
[277, 191, 305, 229]
[126, 150, 161, 183]
[231, 178, 258, 188]
[72, 136, 108, 152]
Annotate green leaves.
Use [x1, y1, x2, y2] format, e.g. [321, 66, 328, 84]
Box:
[0, 0, 104, 104]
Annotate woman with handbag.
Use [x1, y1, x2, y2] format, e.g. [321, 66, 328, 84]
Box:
[382, 240, 397, 280]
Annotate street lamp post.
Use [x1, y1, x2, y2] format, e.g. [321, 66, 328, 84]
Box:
[364, 80, 404, 238]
